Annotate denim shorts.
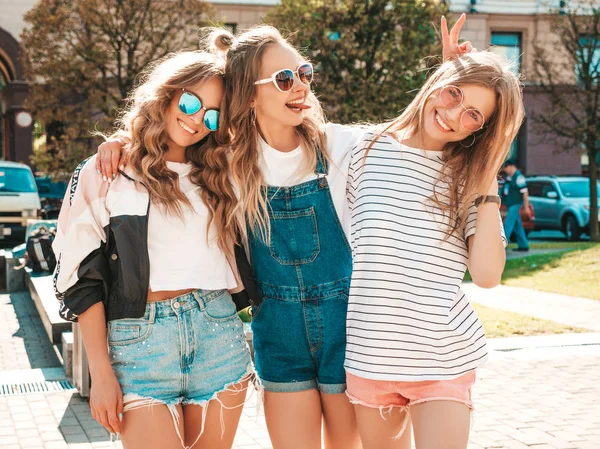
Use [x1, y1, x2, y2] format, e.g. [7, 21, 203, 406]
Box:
[108, 289, 252, 409]
[250, 281, 349, 395]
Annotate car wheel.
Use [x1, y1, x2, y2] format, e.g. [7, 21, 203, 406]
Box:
[564, 215, 582, 241]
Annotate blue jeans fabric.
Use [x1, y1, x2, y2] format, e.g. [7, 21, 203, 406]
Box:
[249, 155, 352, 394]
[108, 289, 252, 407]
[503, 204, 529, 249]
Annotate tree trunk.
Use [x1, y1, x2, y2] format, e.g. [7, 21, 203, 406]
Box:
[588, 145, 599, 242]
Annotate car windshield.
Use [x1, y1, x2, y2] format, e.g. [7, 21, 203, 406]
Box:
[0, 168, 37, 193]
[559, 180, 600, 198]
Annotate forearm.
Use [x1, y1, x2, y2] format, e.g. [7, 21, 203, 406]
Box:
[78, 302, 112, 378]
[467, 203, 506, 288]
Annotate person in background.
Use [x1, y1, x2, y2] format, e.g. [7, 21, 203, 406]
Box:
[502, 159, 530, 252]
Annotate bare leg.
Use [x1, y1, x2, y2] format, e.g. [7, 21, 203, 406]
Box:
[120, 403, 185, 449]
[263, 389, 323, 449]
[184, 378, 249, 449]
[354, 404, 412, 449]
[410, 401, 470, 449]
[320, 392, 362, 449]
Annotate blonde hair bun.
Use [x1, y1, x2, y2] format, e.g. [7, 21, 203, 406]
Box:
[207, 29, 234, 55]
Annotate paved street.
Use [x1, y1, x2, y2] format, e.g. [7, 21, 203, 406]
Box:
[1, 290, 599, 449]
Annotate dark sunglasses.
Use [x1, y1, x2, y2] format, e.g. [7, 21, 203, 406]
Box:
[178, 89, 220, 131]
[254, 63, 314, 93]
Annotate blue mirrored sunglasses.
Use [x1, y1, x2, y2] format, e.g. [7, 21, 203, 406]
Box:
[178, 89, 220, 131]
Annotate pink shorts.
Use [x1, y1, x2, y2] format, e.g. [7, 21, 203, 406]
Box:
[346, 370, 476, 411]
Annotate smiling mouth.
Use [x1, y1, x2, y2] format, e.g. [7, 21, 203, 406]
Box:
[178, 118, 197, 135]
[286, 98, 311, 112]
[435, 111, 454, 132]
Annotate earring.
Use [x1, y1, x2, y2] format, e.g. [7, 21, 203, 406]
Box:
[250, 108, 256, 128]
[460, 134, 476, 148]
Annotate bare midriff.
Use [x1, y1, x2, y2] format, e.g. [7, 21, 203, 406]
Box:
[147, 288, 196, 303]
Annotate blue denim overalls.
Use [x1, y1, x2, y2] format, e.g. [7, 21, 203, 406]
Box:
[249, 149, 351, 394]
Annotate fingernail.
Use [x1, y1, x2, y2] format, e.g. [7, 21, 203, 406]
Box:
[112, 173, 116, 179]
[119, 413, 123, 420]
[102, 176, 107, 182]
[107, 177, 112, 184]
[119, 165, 124, 171]
[97, 169, 100, 175]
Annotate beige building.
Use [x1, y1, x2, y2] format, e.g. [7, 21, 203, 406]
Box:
[211, 0, 586, 176]
[212, 0, 275, 31]
[451, 0, 585, 175]
[0, 0, 592, 174]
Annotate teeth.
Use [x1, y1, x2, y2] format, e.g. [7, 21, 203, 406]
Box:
[178, 119, 197, 134]
[287, 99, 304, 105]
[435, 112, 451, 131]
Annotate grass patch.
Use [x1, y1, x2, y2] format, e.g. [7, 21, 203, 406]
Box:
[464, 242, 600, 300]
[511, 242, 595, 251]
[474, 303, 589, 338]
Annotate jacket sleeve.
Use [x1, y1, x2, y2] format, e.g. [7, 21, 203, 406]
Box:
[53, 156, 111, 322]
[232, 237, 260, 309]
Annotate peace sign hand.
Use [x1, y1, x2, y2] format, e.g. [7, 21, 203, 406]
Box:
[441, 13, 476, 62]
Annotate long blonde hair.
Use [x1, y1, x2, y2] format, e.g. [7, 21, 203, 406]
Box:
[113, 51, 237, 253]
[371, 51, 524, 236]
[208, 26, 328, 241]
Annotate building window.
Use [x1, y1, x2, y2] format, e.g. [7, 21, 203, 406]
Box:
[577, 35, 599, 85]
[492, 32, 522, 165]
[490, 32, 522, 75]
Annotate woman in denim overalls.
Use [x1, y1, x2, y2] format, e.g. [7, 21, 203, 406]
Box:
[216, 27, 363, 449]
[249, 150, 351, 394]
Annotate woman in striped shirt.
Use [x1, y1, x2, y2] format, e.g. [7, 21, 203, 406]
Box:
[345, 51, 524, 449]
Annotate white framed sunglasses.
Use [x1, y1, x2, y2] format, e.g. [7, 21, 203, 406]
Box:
[254, 63, 314, 93]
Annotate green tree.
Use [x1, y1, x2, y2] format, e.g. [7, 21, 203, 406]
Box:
[21, 0, 211, 175]
[531, 1, 600, 241]
[267, 0, 448, 123]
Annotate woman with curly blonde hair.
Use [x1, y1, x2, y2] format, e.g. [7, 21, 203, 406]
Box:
[53, 51, 253, 449]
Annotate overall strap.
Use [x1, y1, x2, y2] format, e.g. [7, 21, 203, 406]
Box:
[314, 146, 329, 176]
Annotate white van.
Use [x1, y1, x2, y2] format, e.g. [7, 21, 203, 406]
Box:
[0, 161, 41, 242]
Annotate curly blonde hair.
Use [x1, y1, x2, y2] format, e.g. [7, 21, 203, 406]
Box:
[113, 51, 237, 253]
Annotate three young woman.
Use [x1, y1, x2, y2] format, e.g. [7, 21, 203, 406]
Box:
[67, 15, 523, 449]
[53, 52, 252, 449]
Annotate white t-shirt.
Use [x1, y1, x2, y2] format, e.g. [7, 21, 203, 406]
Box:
[345, 133, 507, 381]
[258, 123, 366, 241]
[147, 161, 237, 291]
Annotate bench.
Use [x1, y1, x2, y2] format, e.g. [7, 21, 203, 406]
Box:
[26, 270, 71, 345]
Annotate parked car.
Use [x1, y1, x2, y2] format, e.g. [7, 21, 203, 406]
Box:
[0, 161, 41, 243]
[35, 176, 68, 220]
[526, 175, 600, 241]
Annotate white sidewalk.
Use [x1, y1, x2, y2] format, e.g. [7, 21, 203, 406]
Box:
[462, 283, 600, 331]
